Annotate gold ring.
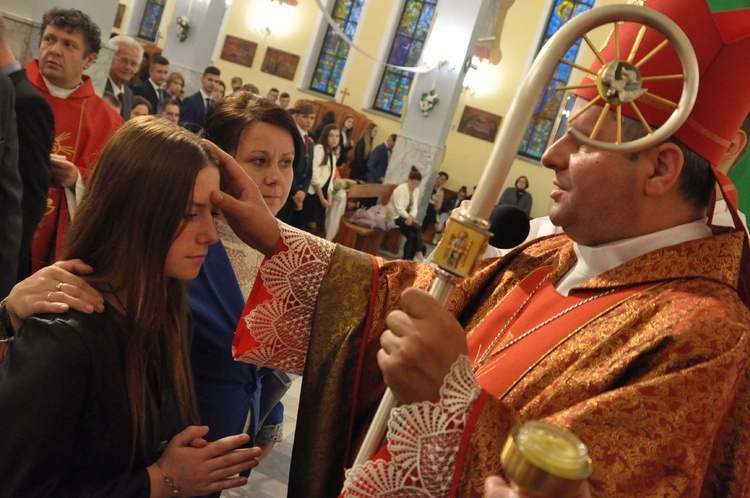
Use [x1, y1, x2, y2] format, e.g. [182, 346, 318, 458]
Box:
[56, 282, 63, 291]
[47, 291, 53, 302]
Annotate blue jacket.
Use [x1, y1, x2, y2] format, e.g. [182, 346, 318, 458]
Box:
[365, 142, 390, 183]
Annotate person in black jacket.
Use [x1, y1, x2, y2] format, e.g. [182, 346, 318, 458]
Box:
[0, 14, 53, 285]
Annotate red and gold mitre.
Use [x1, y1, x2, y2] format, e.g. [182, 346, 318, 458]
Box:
[576, 0, 750, 165]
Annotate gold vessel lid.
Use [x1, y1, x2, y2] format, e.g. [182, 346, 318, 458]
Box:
[501, 421, 592, 497]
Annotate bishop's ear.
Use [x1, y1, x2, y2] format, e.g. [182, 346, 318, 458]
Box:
[643, 142, 684, 198]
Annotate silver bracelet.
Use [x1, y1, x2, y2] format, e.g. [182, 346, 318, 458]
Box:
[155, 462, 180, 497]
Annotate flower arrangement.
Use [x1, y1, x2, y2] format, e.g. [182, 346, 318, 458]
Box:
[333, 178, 356, 194]
[419, 89, 440, 117]
[175, 16, 190, 42]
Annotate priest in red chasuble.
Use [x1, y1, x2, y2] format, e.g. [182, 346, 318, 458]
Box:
[220, 0, 750, 496]
[29, 8, 123, 272]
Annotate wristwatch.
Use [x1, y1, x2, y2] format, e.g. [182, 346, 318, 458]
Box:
[0, 298, 15, 342]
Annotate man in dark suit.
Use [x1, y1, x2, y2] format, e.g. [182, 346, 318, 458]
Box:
[180, 65, 220, 133]
[105, 35, 142, 120]
[0, 14, 53, 283]
[132, 54, 169, 112]
[366, 134, 396, 183]
[284, 100, 317, 228]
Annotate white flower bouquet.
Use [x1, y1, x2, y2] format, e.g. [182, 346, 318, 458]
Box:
[419, 90, 440, 117]
[175, 16, 190, 42]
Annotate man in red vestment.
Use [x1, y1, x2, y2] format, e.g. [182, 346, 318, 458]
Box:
[29, 8, 123, 272]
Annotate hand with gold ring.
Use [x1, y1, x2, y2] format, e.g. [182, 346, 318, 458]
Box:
[6, 260, 105, 332]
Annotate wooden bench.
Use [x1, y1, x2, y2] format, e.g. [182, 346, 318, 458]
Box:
[333, 183, 397, 255]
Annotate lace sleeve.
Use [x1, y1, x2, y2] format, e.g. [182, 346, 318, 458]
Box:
[234, 223, 336, 374]
[342, 355, 481, 497]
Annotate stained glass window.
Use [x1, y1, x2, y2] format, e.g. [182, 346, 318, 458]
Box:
[518, 0, 595, 160]
[373, 0, 437, 116]
[138, 0, 166, 42]
[309, 0, 365, 96]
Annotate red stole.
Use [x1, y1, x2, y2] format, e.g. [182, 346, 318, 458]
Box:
[468, 267, 656, 396]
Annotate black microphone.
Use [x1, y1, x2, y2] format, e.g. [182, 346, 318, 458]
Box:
[487, 205, 531, 249]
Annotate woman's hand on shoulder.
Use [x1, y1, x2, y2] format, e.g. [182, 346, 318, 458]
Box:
[6, 260, 104, 331]
[151, 425, 262, 497]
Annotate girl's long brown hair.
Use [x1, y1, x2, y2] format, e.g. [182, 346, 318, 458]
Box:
[63, 117, 217, 463]
[361, 122, 377, 160]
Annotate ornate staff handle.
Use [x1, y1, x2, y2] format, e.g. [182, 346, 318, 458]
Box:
[353, 4, 699, 468]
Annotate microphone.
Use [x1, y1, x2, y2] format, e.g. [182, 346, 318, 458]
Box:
[488, 205, 531, 249]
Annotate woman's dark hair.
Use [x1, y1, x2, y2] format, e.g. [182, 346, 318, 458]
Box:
[318, 123, 340, 150]
[408, 165, 422, 181]
[63, 117, 217, 464]
[515, 175, 529, 189]
[203, 91, 303, 167]
[339, 114, 354, 141]
[321, 111, 336, 125]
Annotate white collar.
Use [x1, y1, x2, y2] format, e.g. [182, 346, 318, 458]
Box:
[42, 74, 82, 98]
[108, 77, 124, 95]
[149, 79, 163, 94]
[555, 219, 712, 296]
[199, 88, 212, 101]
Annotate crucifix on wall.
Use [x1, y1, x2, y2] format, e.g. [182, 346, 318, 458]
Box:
[338, 87, 351, 105]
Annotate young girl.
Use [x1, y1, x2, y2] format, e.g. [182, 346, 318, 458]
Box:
[302, 123, 340, 234]
[0, 118, 260, 496]
[337, 114, 355, 167]
[388, 166, 427, 261]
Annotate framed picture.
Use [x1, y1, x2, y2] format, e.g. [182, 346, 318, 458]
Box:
[261, 47, 300, 81]
[457, 106, 503, 143]
[220, 35, 258, 69]
[113, 4, 126, 29]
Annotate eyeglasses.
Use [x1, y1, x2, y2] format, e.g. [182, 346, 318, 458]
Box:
[113, 55, 140, 69]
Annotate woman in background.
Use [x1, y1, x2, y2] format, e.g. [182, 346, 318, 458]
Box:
[131, 95, 152, 117]
[302, 123, 339, 235]
[498, 175, 532, 217]
[349, 122, 377, 181]
[388, 166, 427, 261]
[337, 114, 355, 167]
[165, 72, 185, 104]
[0, 117, 260, 496]
[313, 110, 336, 141]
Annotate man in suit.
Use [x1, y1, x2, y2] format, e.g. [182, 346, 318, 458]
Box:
[282, 100, 317, 227]
[105, 35, 142, 120]
[0, 13, 54, 282]
[180, 65, 220, 133]
[132, 54, 169, 113]
[366, 134, 396, 183]
[155, 97, 180, 125]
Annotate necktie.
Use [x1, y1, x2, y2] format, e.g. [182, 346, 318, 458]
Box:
[205, 97, 212, 111]
[304, 134, 311, 151]
[117, 92, 124, 105]
[158, 88, 166, 100]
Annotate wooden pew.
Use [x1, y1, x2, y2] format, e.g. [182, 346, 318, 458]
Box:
[333, 183, 397, 255]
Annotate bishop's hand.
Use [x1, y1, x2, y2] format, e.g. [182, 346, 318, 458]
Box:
[377, 287, 468, 404]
